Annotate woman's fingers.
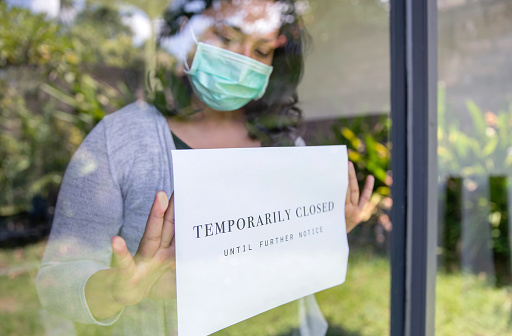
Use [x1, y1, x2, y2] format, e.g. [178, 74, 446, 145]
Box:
[347, 161, 360, 205]
[112, 236, 135, 276]
[110, 192, 174, 305]
[160, 193, 175, 249]
[136, 192, 169, 259]
[344, 161, 375, 233]
[359, 175, 375, 210]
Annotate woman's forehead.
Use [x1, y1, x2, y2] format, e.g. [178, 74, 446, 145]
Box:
[206, 0, 285, 35]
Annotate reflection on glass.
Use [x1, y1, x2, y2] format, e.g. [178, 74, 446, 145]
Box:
[297, 1, 391, 336]
[437, 0, 512, 334]
[1, 0, 387, 335]
[299, 0, 390, 120]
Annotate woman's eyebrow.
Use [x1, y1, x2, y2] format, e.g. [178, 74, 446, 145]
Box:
[218, 20, 243, 33]
[218, 20, 275, 43]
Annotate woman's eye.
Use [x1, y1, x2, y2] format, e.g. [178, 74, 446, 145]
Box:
[256, 50, 271, 58]
[216, 32, 233, 44]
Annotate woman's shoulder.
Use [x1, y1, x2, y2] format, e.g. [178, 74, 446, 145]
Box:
[81, 101, 173, 191]
[97, 101, 173, 152]
[90, 101, 172, 169]
[102, 101, 164, 138]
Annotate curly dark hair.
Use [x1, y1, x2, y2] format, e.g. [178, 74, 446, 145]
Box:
[154, 0, 311, 146]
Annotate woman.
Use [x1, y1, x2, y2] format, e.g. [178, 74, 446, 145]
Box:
[36, 0, 374, 335]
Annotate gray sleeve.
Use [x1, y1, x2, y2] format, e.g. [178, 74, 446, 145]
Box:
[36, 120, 125, 325]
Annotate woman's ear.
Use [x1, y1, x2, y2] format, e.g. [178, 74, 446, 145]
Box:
[274, 34, 287, 48]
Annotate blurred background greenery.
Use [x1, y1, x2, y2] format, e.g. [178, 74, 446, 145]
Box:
[0, 1, 141, 219]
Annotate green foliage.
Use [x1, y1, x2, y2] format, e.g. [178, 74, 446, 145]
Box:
[438, 84, 512, 276]
[0, 2, 76, 69]
[41, 71, 135, 134]
[489, 176, 510, 285]
[89, 0, 169, 20]
[89, 0, 170, 91]
[334, 115, 391, 195]
[332, 115, 392, 236]
[441, 177, 463, 271]
[0, 3, 140, 215]
[69, 3, 142, 68]
[0, 78, 77, 215]
[438, 85, 512, 176]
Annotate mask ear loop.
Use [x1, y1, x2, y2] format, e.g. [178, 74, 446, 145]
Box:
[190, 26, 199, 44]
[183, 27, 199, 73]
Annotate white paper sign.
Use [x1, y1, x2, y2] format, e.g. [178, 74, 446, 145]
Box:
[172, 145, 349, 336]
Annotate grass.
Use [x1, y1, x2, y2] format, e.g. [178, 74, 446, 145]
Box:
[436, 272, 512, 336]
[1, 241, 512, 335]
[0, 241, 46, 336]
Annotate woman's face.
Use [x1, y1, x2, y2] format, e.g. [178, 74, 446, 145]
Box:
[190, 0, 287, 66]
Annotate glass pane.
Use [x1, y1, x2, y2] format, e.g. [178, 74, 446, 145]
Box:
[436, 0, 512, 334]
[0, 0, 390, 335]
[298, 1, 392, 336]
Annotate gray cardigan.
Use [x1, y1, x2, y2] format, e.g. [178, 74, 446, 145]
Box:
[35, 102, 324, 336]
[36, 102, 177, 335]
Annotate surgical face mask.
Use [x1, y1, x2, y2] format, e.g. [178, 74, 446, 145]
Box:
[184, 32, 274, 111]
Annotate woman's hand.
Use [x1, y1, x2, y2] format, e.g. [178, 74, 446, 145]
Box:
[109, 191, 176, 305]
[85, 191, 176, 320]
[345, 161, 375, 233]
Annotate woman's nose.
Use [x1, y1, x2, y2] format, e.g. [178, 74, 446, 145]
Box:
[238, 43, 254, 59]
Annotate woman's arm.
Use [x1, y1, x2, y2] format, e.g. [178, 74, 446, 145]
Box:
[36, 120, 125, 325]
